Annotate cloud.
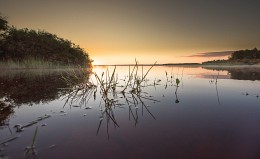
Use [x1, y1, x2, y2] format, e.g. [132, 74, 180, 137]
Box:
[185, 51, 234, 58]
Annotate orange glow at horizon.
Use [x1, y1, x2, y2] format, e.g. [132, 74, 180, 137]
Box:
[89, 50, 230, 65]
[1, 1, 259, 65]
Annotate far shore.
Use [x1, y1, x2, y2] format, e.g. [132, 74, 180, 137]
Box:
[94, 63, 260, 67]
[1, 61, 260, 70]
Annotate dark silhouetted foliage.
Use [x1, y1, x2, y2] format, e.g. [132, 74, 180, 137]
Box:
[202, 48, 260, 65]
[202, 59, 228, 65]
[0, 16, 92, 67]
[229, 48, 260, 60]
[0, 15, 8, 32]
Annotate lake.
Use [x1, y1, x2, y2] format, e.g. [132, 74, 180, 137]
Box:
[1, 66, 260, 159]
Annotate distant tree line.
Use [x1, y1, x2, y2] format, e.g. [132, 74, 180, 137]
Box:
[202, 59, 227, 65]
[229, 48, 260, 60]
[202, 48, 260, 65]
[0, 15, 92, 67]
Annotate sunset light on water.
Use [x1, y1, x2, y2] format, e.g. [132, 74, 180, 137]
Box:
[0, 0, 260, 159]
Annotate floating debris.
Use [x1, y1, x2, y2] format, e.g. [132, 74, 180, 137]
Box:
[14, 124, 22, 128]
[16, 127, 24, 132]
[14, 124, 24, 132]
[83, 114, 87, 116]
[135, 107, 139, 109]
[85, 107, 92, 109]
[41, 123, 47, 127]
[242, 92, 249, 96]
[60, 110, 66, 113]
[0, 135, 20, 145]
[37, 114, 51, 121]
[22, 121, 38, 128]
[72, 105, 81, 107]
[60, 113, 68, 116]
[13, 114, 51, 132]
[48, 145, 56, 149]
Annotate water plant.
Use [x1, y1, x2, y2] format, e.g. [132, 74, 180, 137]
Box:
[209, 71, 221, 104]
[176, 78, 180, 87]
[25, 126, 38, 156]
[62, 61, 159, 139]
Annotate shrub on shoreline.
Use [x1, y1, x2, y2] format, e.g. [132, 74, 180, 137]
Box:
[0, 15, 92, 68]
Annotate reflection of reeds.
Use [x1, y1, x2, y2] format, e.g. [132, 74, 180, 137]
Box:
[209, 71, 221, 105]
[215, 71, 221, 105]
[62, 68, 97, 108]
[25, 126, 38, 156]
[63, 61, 159, 139]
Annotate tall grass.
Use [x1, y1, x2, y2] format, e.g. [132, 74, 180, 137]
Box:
[0, 58, 85, 69]
[62, 61, 159, 139]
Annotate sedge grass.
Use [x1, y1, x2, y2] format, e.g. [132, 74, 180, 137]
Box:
[0, 58, 85, 70]
[62, 60, 159, 138]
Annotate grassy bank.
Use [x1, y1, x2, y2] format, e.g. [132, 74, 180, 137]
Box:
[0, 58, 87, 70]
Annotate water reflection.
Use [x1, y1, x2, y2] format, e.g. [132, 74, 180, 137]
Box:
[63, 66, 160, 139]
[203, 66, 260, 80]
[0, 101, 14, 126]
[1, 66, 260, 159]
[0, 70, 91, 105]
[0, 69, 88, 126]
[209, 71, 220, 104]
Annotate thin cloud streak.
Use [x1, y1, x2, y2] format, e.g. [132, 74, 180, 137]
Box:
[185, 51, 234, 58]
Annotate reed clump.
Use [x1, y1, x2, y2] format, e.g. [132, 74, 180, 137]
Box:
[62, 61, 159, 138]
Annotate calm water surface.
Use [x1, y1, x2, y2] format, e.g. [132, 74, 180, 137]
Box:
[1, 66, 260, 159]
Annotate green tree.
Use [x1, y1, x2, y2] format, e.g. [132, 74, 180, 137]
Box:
[229, 48, 260, 60]
[0, 15, 8, 31]
[0, 16, 92, 67]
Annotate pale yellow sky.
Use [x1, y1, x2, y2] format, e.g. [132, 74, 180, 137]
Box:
[0, 0, 259, 64]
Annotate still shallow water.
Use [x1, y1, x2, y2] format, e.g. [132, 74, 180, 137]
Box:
[1, 66, 260, 159]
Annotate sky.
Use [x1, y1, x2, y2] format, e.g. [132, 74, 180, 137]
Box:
[0, 0, 259, 65]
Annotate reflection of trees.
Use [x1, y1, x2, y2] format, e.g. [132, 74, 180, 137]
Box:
[0, 70, 89, 126]
[0, 70, 88, 106]
[0, 101, 14, 126]
[203, 66, 260, 81]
